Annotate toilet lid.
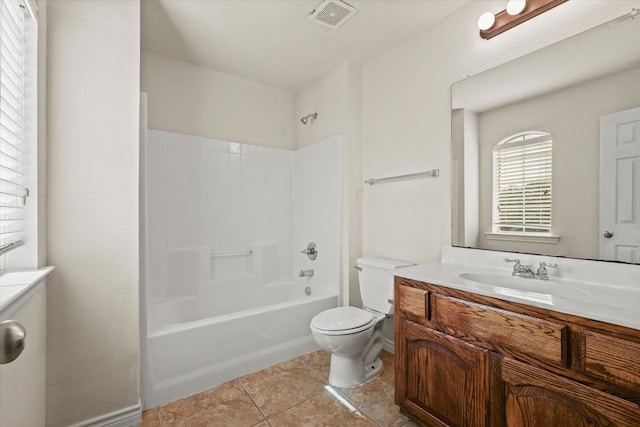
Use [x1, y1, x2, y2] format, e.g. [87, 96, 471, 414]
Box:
[311, 307, 375, 332]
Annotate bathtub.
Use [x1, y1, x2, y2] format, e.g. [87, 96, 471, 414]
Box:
[142, 281, 338, 409]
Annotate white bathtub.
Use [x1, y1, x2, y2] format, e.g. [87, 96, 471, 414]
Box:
[142, 281, 338, 409]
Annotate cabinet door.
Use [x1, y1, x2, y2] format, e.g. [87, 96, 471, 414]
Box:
[396, 319, 489, 427]
[501, 358, 640, 427]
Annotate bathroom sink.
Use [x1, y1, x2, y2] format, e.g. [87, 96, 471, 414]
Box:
[458, 272, 591, 300]
[460, 272, 533, 289]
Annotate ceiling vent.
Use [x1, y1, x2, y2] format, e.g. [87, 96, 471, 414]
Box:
[309, 0, 358, 30]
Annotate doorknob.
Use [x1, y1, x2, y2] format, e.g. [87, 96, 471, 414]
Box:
[0, 320, 26, 364]
[603, 230, 614, 238]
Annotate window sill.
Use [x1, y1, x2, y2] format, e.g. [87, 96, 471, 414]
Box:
[0, 267, 55, 319]
[484, 232, 560, 244]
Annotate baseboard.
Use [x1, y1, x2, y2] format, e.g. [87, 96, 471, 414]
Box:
[383, 338, 394, 354]
[68, 401, 141, 427]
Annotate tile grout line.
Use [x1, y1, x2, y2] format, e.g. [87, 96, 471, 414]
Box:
[261, 389, 327, 423]
[240, 352, 331, 423]
[295, 351, 391, 426]
[158, 406, 165, 427]
[332, 386, 384, 427]
[236, 379, 273, 426]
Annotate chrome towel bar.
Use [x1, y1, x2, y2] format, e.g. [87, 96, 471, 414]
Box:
[364, 169, 439, 185]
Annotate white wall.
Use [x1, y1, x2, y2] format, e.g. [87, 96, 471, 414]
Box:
[141, 50, 296, 150]
[0, 286, 46, 426]
[144, 129, 294, 303]
[477, 66, 640, 259]
[296, 63, 348, 149]
[46, 1, 140, 425]
[362, 0, 638, 263]
[295, 62, 363, 307]
[143, 129, 343, 301]
[37, 0, 48, 267]
[294, 136, 342, 295]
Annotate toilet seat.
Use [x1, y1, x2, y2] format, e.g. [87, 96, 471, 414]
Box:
[310, 307, 376, 336]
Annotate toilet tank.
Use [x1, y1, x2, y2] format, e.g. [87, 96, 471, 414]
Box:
[357, 257, 414, 315]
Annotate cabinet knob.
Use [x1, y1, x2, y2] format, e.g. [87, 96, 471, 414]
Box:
[0, 320, 26, 364]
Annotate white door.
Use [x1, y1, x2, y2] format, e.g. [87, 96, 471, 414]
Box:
[600, 107, 640, 263]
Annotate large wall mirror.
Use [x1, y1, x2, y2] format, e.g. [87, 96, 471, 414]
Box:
[451, 12, 640, 264]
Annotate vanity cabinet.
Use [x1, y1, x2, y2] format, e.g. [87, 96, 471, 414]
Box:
[397, 319, 490, 426]
[394, 278, 640, 427]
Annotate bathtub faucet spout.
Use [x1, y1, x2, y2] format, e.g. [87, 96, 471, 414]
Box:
[299, 269, 314, 278]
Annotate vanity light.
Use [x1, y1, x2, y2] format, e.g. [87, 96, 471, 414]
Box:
[479, 0, 568, 40]
[477, 12, 496, 31]
[506, 0, 527, 15]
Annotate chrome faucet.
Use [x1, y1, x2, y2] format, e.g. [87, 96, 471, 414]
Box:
[299, 269, 314, 278]
[535, 262, 557, 280]
[506, 259, 558, 280]
[505, 258, 535, 278]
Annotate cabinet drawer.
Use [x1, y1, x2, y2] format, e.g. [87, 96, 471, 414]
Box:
[434, 294, 568, 366]
[582, 331, 640, 390]
[397, 285, 429, 318]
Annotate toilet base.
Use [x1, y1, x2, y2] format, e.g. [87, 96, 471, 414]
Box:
[328, 356, 383, 388]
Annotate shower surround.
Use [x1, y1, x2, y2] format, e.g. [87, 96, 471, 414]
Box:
[140, 130, 342, 408]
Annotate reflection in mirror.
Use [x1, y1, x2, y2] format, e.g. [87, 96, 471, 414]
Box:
[452, 11, 640, 264]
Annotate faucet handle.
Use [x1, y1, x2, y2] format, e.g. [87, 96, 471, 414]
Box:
[301, 242, 318, 260]
[536, 262, 557, 280]
[505, 258, 521, 265]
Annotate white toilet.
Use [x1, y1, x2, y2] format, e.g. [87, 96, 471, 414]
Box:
[310, 257, 414, 388]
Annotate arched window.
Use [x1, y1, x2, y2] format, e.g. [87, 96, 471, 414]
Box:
[493, 132, 552, 234]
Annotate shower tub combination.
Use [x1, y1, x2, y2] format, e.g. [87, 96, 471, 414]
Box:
[143, 279, 338, 408]
[140, 129, 343, 408]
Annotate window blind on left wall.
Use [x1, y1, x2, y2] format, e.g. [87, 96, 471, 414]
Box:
[0, 0, 28, 255]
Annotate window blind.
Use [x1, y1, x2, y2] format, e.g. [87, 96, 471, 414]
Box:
[0, 0, 28, 255]
[493, 133, 552, 234]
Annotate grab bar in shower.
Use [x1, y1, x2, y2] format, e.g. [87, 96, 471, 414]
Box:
[211, 249, 253, 258]
[364, 169, 439, 185]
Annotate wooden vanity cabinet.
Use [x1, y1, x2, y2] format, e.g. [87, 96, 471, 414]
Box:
[396, 319, 490, 426]
[501, 358, 640, 427]
[394, 278, 640, 427]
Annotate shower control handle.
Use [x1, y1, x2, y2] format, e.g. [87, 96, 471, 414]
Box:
[301, 242, 318, 260]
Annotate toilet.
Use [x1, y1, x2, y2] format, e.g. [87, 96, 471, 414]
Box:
[310, 257, 414, 388]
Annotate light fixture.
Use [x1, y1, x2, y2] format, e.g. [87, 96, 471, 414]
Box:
[477, 12, 496, 31]
[506, 0, 527, 16]
[478, 0, 568, 40]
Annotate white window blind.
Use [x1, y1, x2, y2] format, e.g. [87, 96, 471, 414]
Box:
[493, 133, 552, 234]
[0, 0, 28, 255]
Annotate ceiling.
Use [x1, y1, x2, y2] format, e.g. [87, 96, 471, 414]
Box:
[141, 0, 470, 92]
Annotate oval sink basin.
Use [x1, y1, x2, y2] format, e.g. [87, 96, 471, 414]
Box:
[460, 273, 533, 289]
[458, 272, 591, 300]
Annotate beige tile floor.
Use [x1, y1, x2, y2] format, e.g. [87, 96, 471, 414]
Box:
[141, 349, 419, 427]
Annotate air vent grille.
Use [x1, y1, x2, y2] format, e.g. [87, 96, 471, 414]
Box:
[309, 0, 358, 29]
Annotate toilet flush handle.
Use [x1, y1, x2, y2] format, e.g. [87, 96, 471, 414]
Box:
[388, 299, 394, 305]
[353, 265, 362, 271]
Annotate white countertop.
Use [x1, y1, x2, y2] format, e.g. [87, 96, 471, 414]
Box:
[395, 261, 640, 330]
[395, 246, 640, 331]
[0, 267, 55, 319]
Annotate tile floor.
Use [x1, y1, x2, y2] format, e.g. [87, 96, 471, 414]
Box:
[141, 350, 419, 427]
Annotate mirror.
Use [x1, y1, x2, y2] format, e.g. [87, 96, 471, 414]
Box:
[451, 13, 640, 264]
